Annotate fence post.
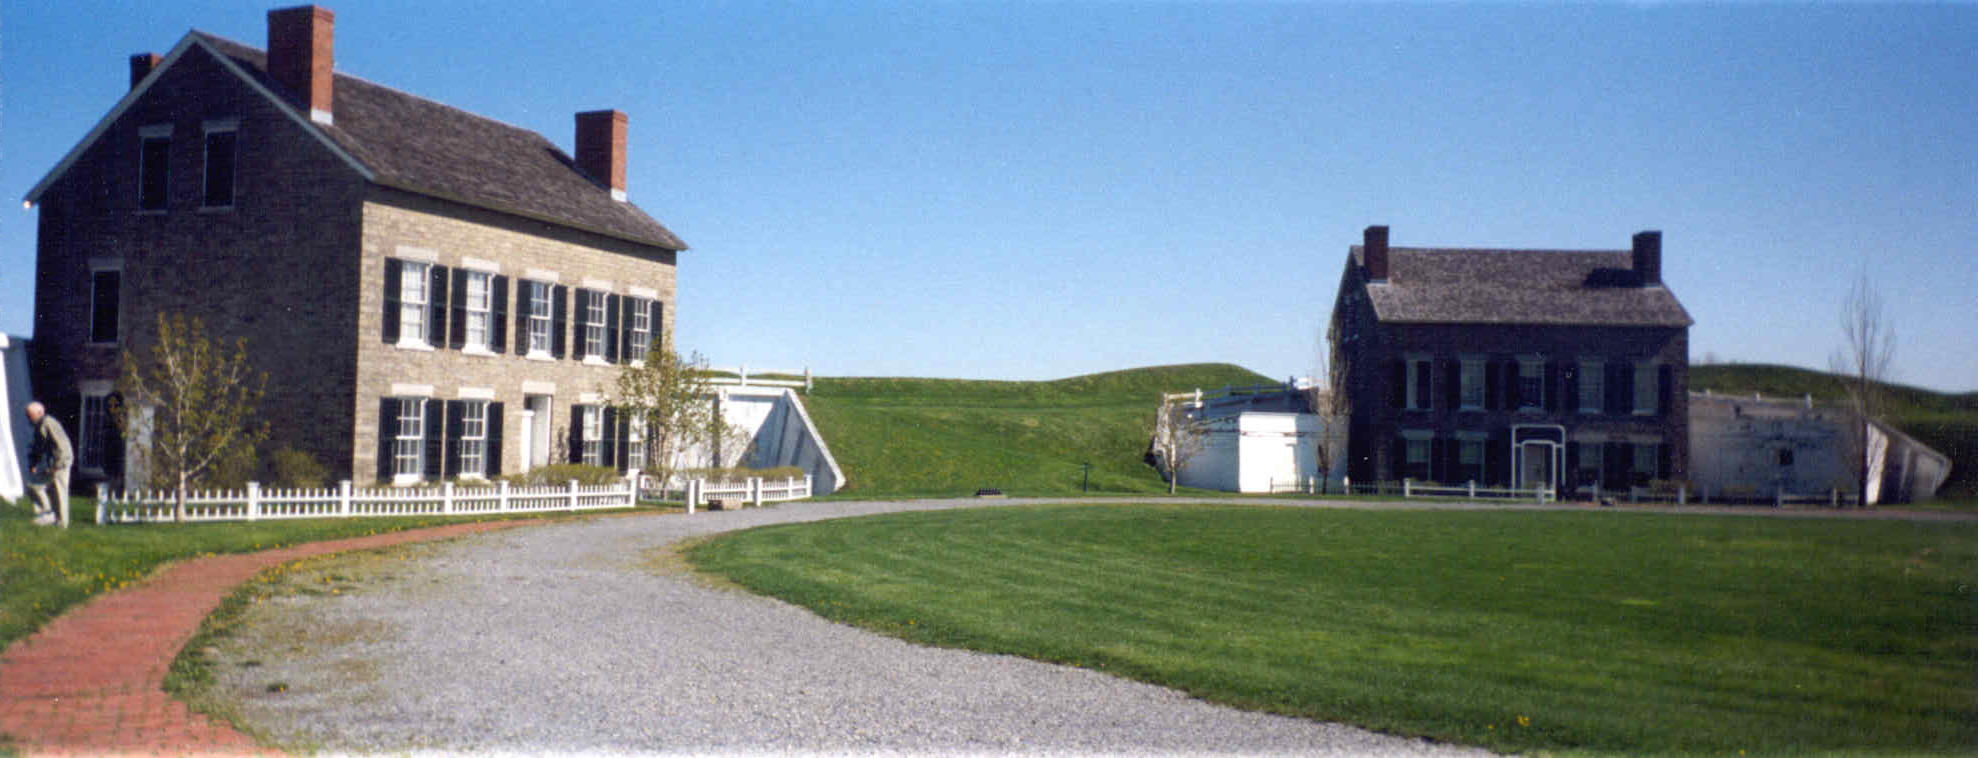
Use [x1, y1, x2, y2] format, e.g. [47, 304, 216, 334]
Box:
[1468, 480, 1476, 499]
[441, 481, 454, 515]
[1678, 483, 1687, 506]
[498, 479, 511, 513]
[1775, 489, 1783, 508]
[96, 483, 109, 524]
[1403, 478, 1412, 498]
[686, 479, 697, 514]
[1342, 476, 1350, 495]
[246, 481, 261, 521]
[749, 477, 762, 507]
[1830, 488, 1838, 508]
[338, 480, 352, 517]
[569, 480, 580, 512]
[804, 474, 813, 498]
[804, 367, 813, 394]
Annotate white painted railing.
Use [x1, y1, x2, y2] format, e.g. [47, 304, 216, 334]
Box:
[676, 474, 813, 513]
[705, 364, 812, 393]
[94, 477, 637, 524]
[1345, 478, 1555, 504]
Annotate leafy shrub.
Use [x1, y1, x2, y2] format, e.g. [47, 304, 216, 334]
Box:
[266, 447, 330, 489]
[503, 464, 623, 487]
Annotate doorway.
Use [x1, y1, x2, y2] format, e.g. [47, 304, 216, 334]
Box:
[1519, 441, 1557, 492]
[520, 394, 552, 472]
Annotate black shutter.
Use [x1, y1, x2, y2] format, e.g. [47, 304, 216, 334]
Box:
[486, 402, 505, 477]
[1390, 438, 1407, 481]
[1485, 433, 1507, 486]
[423, 399, 444, 480]
[1564, 442, 1580, 490]
[105, 392, 127, 478]
[427, 265, 448, 348]
[613, 409, 632, 471]
[513, 281, 530, 356]
[601, 406, 619, 472]
[1388, 360, 1406, 409]
[1657, 364, 1673, 417]
[1502, 361, 1519, 410]
[1414, 360, 1433, 410]
[572, 290, 590, 360]
[377, 397, 399, 482]
[654, 300, 666, 352]
[382, 259, 402, 343]
[448, 271, 468, 350]
[1657, 441, 1672, 480]
[1444, 360, 1461, 411]
[568, 405, 586, 464]
[1561, 363, 1578, 414]
[1607, 362, 1629, 416]
[605, 294, 622, 363]
[1602, 442, 1622, 490]
[1484, 361, 1501, 412]
[551, 285, 568, 359]
[1429, 438, 1445, 483]
[444, 400, 464, 479]
[490, 276, 509, 353]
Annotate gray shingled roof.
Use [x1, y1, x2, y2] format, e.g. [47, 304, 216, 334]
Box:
[1353, 246, 1692, 327]
[198, 33, 685, 251]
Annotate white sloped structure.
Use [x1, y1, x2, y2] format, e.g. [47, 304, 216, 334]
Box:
[667, 385, 845, 495]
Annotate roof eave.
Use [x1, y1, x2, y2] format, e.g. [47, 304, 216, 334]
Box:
[369, 180, 685, 252]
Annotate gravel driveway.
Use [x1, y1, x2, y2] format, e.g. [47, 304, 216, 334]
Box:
[206, 499, 1491, 756]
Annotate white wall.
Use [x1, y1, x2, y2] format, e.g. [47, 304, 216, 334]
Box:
[1175, 411, 1342, 494]
[1, 335, 29, 500]
[672, 386, 845, 494]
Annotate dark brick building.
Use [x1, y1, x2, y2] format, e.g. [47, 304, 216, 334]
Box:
[1328, 226, 1692, 495]
[26, 6, 685, 488]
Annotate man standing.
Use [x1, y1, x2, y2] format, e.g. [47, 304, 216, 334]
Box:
[25, 401, 72, 527]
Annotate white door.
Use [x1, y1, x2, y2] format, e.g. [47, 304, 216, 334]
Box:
[1520, 442, 1555, 491]
[518, 408, 535, 472]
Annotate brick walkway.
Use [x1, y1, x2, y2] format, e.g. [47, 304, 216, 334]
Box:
[0, 520, 539, 757]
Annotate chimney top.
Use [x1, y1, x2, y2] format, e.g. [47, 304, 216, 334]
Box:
[129, 53, 160, 91]
[1363, 225, 1390, 283]
[575, 110, 629, 202]
[1632, 230, 1662, 287]
[267, 5, 335, 125]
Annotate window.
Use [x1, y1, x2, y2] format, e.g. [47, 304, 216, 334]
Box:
[201, 123, 237, 208]
[398, 261, 431, 346]
[138, 128, 170, 210]
[582, 290, 608, 359]
[1633, 362, 1658, 416]
[625, 417, 646, 471]
[1517, 358, 1544, 411]
[79, 393, 111, 472]
[1634, 443, 1659, 482]
[1578, 359, 1604, 413]
[1577, 443, 1603, 484]
[1407, 359, 1432, 410]
[1404, 436, 1431, 480]
[1458, 439, 1484, 483]
[463, 271, 492, 351]
[527, 281, 552, 355]
[580, 404, 603, 466]
[458, 400, 488, 478]
[89, 269, 121, 344]
[395, 397, 427, 480]
[1778, 448, 1794, 467]
[627, 298, 653, 364]
[1459, 359, 1484, 410]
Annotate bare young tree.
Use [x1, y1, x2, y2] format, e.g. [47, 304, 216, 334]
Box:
[1829, 272, 1896, 507]
[115, 313, 269, 521]
[611, 334, 720, 492]
[1306, 324, 1352, 494]
[1151, 393, 1208, 494]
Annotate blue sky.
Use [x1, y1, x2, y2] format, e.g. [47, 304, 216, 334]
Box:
[5, 2, 1975, 391]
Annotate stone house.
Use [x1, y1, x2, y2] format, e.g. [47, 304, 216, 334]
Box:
[1327, 226, 1692, 495]
[25, 6, 684, 487]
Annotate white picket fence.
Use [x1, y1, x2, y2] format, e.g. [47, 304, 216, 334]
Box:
[94, 477, 637, 524]
[1345, 478, 1557, 504]
[667, 474, 813, 513]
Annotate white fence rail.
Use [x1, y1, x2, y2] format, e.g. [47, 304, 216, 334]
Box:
[95, 478, 637, 524]
[652, 474, 813, 513]
[705, 364, 812, 393]
[1344, 478, 1556, 504]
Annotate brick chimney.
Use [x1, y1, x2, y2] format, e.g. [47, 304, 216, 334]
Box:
[1632, 230, 1662, 287]
[129, 53, 160, 90]
[1364, 225, 1390, 283]
[267, 5, 334, 125]
[575, 110, 628, 202]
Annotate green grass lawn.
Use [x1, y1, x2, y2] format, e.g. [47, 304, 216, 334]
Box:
[804, 363, 1273, 497]
[687, 504, 1978, 756]
[0, 498, 636, 652]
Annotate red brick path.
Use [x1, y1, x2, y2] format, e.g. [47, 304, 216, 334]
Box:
[0, 520, 539, 757]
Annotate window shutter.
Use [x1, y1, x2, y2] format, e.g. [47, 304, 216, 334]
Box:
[1604, 442, 1624, 490]
[1443, 360, 1461, 411]
[382, 259, 402, 344]
[1607, 362, 1629, 416]
[377, 397, 399, 482]
[448, 271, 468, 350]
[423, 400, 444, 480]
[551, 285, 568, 359]
[601, 406, 618, 472]
[1429, 438, 1444, 483]
[605, 294, 622, 363]
[427, 265, 448, 349]
[654, 300, 666, 351]
[1657, 441, 1671, 480]
[572, 290, 591, 360]
[1560, 363, 1576, 414]
[1388, 361, 1406, 409]
[1484, 361, 1501, 411]
[1390, 438, 1406, 481]
[1564, 442, 1580, 488]
[105, 392, 127, 478]
[613, 410, 631, 471]
[443, 400, 464, 479]
[490, 276, 509, 353]
[1485, 433, 1507, 486]
[486, 402, 505, 477]
[513, 281, 530, 356]
[567, 405, 585, 464]
[1414, 360, 1433, 410]
[1657, 364, 1673, 416]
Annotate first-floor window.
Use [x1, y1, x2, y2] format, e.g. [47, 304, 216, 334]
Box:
[1577, 443, 1603, 486]
[1458, 439, 1484, 483]
[458, 401, 488, 478]
[625, 416, 646, 470]
[1404, 436, 1431, 480]
[395, 397, 426, 479]
[79, 393, 111, 472]
[581, 405, 603, 466]
[1633, 443, 1659, 485]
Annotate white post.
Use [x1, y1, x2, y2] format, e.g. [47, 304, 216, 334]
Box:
[442, 481, 454, 515]
[804, 473, 813, 498]
[1678, 483, 1687, 506]
[1775, 489, 1784, 508]
[96, 483, 109, 525]
[804, 367, 813, 394]
[1343, 475, 1351, 495]
[686, 479, 698, 514]
[569, 480, 581, 511]
[1830, 488, 1838, 508]
[1403, 478, 1412, 498]
[339, 480, 353, 517]
[749, 477, 762, 507]
[1468, 480, 1476, 499]
[739, 363, 748, 386]
[247, 481, 261, 521]
[499, 479, 512, 513]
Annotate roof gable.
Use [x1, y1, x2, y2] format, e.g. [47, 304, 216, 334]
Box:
[1354, 246, 1693, 327]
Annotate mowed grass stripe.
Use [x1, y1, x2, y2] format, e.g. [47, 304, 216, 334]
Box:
[687, 504, 1978, 755]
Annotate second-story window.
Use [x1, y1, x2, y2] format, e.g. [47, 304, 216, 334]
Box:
[399, 262, 431, 345]
[626, 298, 653, 364]
[1459, 359, 1484, 411]
[582, 290, 608, 359]
[138, 126, 171, 211]
[1578, 358, 1604, 414]
[526, 281, 553, 355]
[463, 271, 491, 351]
[1407, 358, 1432, 410]
[201, 121, 237, 209]
[1517, 358, 1544, 412]
[89, 268, 121, 344]
[1633, 362, 1658, 416]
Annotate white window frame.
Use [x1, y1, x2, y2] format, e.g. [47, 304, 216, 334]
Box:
[397, 261, 432, 349]
[1459, 359, 1484, 411]
[526, 280, 553, 357]
[1401, 430, 1432, 480]
[1517, 357, 1545, 412]
[458, 400, 488, 479]
[200, 119, 238, 210]
[1634, 362, 1658, 416]
[627, 298, 652, 364]
[394, 397, 427, 484]
[78, 387, 113, 474]
[1405, 355, 1431, 411]
[463, 270, 492, 353]
[1578, 358, 1604, 414]
[1634, 443, 1658, 480]
[581, 405, 603, 466]
[582, 289, 608, 363]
